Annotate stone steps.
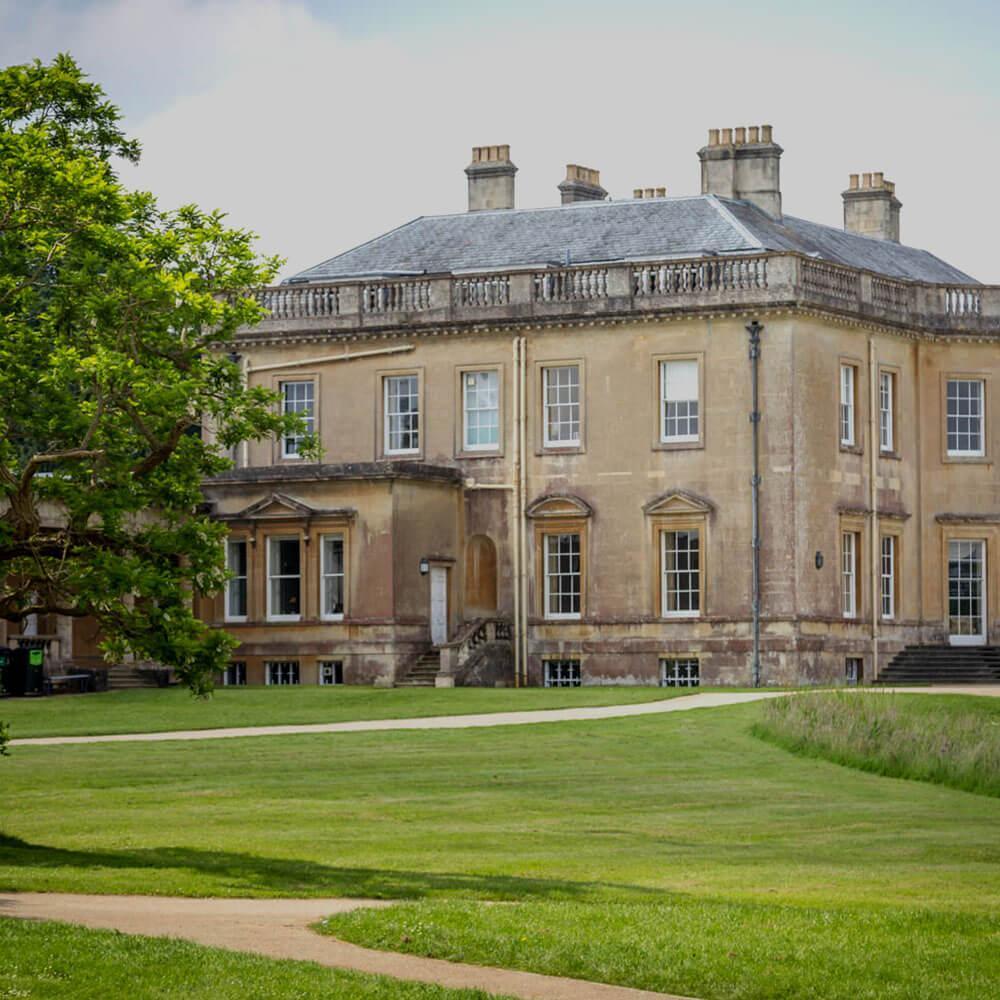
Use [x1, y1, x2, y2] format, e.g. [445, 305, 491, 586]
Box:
[397, 651, 442, 688]
[876, 645, 1000, 685]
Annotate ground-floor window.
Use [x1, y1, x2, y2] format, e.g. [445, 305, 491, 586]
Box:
[319, 660, 344, 685]
[660, 657, 699, 687]
[845, 657, 863, 685]
[222, 661, 246, 686]
[543, 659, 581, 687]
[265, 660, 300, 686]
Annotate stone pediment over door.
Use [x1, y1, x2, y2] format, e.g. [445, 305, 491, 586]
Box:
[643, 490, 715, 517]
[230, 493, 356, 521]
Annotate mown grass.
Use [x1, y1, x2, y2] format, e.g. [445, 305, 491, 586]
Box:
[752, 691, 1000, 797]
[1, 698, 998, 999]
[1, 684, 683, 739]
[0, 917, 500, 999]
[323, 897, 1000, 1000]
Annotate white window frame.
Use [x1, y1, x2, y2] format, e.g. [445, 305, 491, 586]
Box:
[224, 538, 248, 622]
[842, 531, 858, 619]
[281, 380, 314, 459]
[267, 536, 302, 622]
[543, 659, 581, 687]
[946, 378, 985, 457]
[659, 359, 700, 444]
[661, 529, 701, 618]
[384, 374, 420, 455]
[840, 364, 856, 447]
[879, 370, 894, 453]
[543, 532, 581, 620]
[880, 535, 896, 620]
[660, 657, 700, 687]
[542, 365, 580, 448]
[222, 661, 246, 686]
[320, 533, 345, 621]
[462, 370, 500, 452]
[265, 660, 300, 686]
[318, 660, 344, 686]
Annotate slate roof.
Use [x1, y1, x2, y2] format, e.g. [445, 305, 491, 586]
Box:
[289, 195, 976, 286]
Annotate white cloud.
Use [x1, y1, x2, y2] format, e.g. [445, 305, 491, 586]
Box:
[4, 0, 999, 280]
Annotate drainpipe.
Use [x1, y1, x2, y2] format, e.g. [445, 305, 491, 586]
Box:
[747, 320, 763, 688]
[869, 337, 879, 683]
[511, 336, 522, 688]
[519, 335, 529, 686]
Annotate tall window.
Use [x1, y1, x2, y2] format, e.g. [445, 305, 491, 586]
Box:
[660, 359, 699, 443]
[842, 531, 859, 618]
[543, 532, 581, 619]
[946, 379, 985, 457]
[661, 530, 700, 617]
[544, 659, 581, 687]
[267, 537, 301, 621]
[281, 381, 314, 459]
[266, 660, 300, 685]
[880, 535, 896, 620]
[463, 370, 499, 450]
[321, 534, 345, 619]
[879, 371, 895, 452]
[543, 365, 580, 447]
[384, 374, 420, 454]
[225, 539, 248, 621]
[840, 364, 856, 447]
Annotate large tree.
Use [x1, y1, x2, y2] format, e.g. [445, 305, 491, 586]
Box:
[0, 55, 312, 695]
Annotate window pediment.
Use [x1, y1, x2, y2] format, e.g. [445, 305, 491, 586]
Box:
[231, 493, 356, 521]
[525, 494, 592, 520]
[643, 490, 714, 517]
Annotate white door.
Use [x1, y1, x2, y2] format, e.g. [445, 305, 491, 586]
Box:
[948, 540, 986, 646]
[430, 566, 448, 646]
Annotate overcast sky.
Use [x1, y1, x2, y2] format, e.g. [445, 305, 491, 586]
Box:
[4, 0, 999, 281]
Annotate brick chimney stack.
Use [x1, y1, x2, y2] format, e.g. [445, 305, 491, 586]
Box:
[842, 172, 901, 242]
[698, 125, 783, 218]
[558, 164, 608, 204]
[465, 145, 517, 212]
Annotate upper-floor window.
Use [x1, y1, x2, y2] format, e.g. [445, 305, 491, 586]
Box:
[946, 378, 985, 457]
[463, 370, 500, 451]
[660, 359, 699, 443]
[661, 529, 701, 617]
[267, 536, 301, 621]
[543, 532, 581, 619]
[384, 374, 420, 454]
[225, 539, 248, 621]
[543, 365, 580, 448]
[321, 533, 345, 619]
[840, 363, 857, 447]
[281, 381, 314, 459]
[879, 370, 895, 452]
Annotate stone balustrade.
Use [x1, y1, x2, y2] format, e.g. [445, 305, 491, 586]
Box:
[249, 253, 1000, 339]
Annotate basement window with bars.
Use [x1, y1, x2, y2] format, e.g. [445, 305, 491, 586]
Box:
[543, 659, 581, 687]
[265, 660, 300, 686]
[660, 658, 700, 687]
[319, 660, 344, 686]
[845, 657, 863, 686]
[222, 661, 246, 686]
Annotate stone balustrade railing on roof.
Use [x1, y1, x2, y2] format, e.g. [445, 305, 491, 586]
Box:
[244, 253, 1000, 340]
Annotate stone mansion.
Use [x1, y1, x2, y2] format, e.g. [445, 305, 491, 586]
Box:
[189, 126, 998, 689]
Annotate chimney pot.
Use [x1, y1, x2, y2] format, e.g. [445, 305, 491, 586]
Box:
[748, 126, 760, 143]
[735, 126, 747, 145]
[760, 124, 773, 143]
[656, 187, 666, 197]
[849, 173, 859, 190]
[721, 127, 733, 145]
[872, 171, 884, 187]
[862, 172, 872, 188]
[633, 188, 643, 199]
[708, 128, 720, 146]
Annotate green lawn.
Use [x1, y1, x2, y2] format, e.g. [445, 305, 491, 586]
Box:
[1, 684, 682, 739]
[0, 917, 500, 1000]
[1, 699, 998, 999]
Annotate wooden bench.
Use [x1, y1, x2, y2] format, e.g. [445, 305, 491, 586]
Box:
[44, 673, 94, 695]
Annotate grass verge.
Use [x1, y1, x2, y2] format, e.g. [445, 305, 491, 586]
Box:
[323, 897, 999, 1000]
[1, 684, 683, 739]
[751, 691, 1000, 797]
[0, 917, 501, 999]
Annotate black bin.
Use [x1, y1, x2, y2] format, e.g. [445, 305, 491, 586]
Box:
[4, 648, 46, 697]
[0, 649, 12, 697]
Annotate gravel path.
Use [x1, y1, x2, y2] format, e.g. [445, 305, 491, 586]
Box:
[11, 686, 998, 747]
[0, 892, 694, 1000]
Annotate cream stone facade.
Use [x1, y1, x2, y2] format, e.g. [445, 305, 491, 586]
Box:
[190, 129, 999, 688]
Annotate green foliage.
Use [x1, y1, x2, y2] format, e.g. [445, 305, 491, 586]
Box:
[752, 690, 1000, 797]
[0, 56, 313, 694]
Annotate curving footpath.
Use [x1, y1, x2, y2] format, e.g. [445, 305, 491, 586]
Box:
[10, 686, 998, 747]
[0, 892, 695, 1000]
